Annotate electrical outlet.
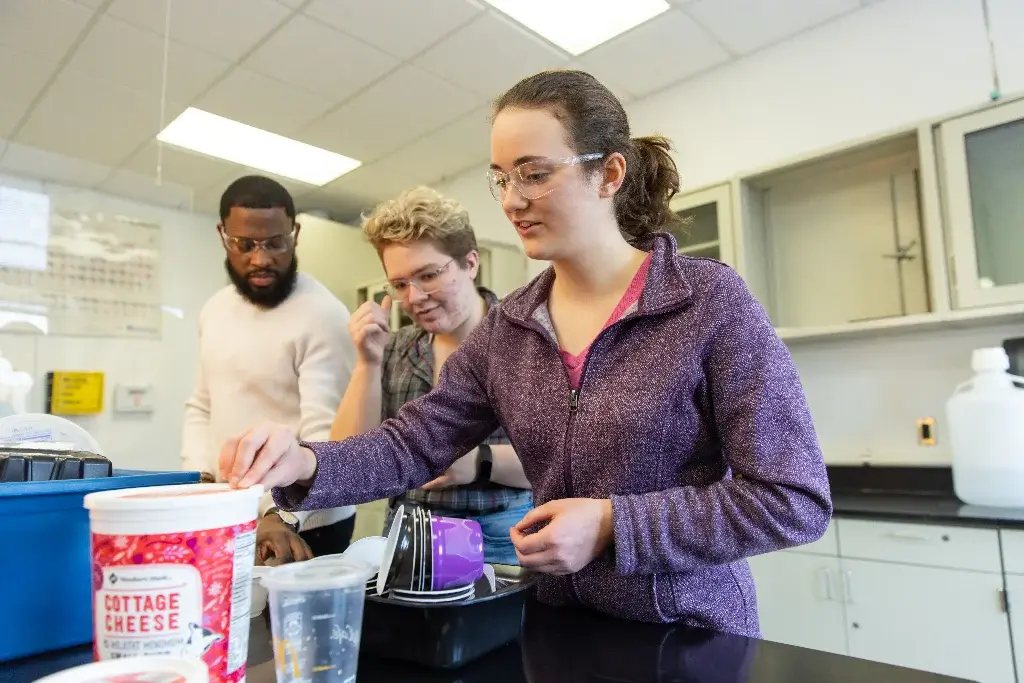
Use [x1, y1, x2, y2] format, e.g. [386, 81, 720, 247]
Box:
[917, 417, 937, 446]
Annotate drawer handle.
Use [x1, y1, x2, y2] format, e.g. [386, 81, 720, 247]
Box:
[817, 567, 833, 601]
[885, 532, 940, 542]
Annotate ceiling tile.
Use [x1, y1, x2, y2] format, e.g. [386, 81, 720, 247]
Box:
[0, 46, 63, 138]
[68, 15, 231, 103]
[390, 107, 492, 181]
[415, 12, 570, 98]
[16, 68, 183, 166]
[0, 0, 94, 62]
[576, 10, 730, 98]
[105, 0, 291, 62]
[97, 169, 196, 210]
[320, 162, 421, 207]
[299, 65, 484, 163]
[120, 142, 244, 191]
[325, 108, 490, 202]
[244, 14, 399, 103]
[0, 142, 112, 188]
[303, 0, 484, 59]
[684, 0, 861, 55]
[194, 67, 336, 136]
[297, 187, 377, 224]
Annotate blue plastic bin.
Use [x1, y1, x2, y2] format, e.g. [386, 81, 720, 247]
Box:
[0, 469, 200, 662]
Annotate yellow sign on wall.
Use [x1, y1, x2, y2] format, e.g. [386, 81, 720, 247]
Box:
[47, 371, 105, 415]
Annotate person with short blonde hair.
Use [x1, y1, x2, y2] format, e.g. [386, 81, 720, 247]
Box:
[330, 186, 532, 565]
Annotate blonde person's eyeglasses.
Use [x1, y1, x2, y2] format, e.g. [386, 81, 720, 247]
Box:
[383, 259, 455, 300]
[487, 153, 603, 202]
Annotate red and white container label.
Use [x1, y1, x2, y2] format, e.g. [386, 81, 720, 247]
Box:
[91, 520, 257, 683]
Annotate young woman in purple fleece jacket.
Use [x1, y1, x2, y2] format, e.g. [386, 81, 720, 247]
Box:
[219, 69, 833, 637]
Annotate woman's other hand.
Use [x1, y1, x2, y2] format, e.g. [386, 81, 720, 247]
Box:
[218, 424, 317, 489]
[510, 498, 614, 574]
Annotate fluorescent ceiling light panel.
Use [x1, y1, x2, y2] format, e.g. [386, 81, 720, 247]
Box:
[156, 108, 361, 186]
[482, 0, 670, 56]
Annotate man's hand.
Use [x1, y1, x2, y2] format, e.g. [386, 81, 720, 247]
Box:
[256, 514, 313, 565]
[510, 498, 614, 575]
[421, 450, 477, 490]
[219, 424, 317, 489]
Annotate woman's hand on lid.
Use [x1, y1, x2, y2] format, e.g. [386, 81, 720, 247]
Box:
[510, 498, 614, 575]
[218, 424, 318, 489]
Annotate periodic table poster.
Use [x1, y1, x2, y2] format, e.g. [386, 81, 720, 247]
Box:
[0, 193, 163, 339]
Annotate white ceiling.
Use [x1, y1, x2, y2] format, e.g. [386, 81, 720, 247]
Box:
[0, 0, 875, 222]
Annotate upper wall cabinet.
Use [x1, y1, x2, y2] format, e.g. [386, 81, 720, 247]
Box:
[477, 241, 529, 297]
[667, 183, 735, 267]
[734, 132, 936, 336]
[938, 98, 1024, 310]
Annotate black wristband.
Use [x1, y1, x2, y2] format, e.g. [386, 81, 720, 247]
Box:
[476, 443, 493, 484]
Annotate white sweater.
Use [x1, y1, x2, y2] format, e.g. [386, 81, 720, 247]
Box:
[181, 272, 357, 530]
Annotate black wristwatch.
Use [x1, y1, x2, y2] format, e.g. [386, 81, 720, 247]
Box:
[475, 443, 493, 484]
[265, 507, 300, 533]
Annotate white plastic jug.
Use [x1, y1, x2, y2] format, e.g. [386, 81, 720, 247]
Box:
[947, 347, 1024, 507]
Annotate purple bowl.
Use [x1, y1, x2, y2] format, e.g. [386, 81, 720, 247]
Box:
[430, 514, 484, 590]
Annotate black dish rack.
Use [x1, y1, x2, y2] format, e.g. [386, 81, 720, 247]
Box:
[359, 564, 535, 669]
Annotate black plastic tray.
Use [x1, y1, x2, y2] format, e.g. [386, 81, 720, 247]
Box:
[0, 447, 111, 482]
[360, 564, 535, 669]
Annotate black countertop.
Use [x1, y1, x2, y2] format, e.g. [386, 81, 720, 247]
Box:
[5, 598, 969, 683]
[826, 464, 1024, 528]
[832, 493, 1024, 528]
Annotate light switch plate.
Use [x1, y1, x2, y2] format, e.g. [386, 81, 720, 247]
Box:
[114, 384, 155, 413]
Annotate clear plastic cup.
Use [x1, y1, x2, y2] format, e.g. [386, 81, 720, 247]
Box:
[260, 561, 372, 683]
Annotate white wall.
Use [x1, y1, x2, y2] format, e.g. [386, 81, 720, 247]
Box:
[0, 173, 224, 471]
[295, 213, 381, 312]
[435, 0, 1024, 465]
[0, 197, 395, 472]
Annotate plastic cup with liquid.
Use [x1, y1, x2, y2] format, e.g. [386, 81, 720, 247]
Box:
[260, 561, 373, 683]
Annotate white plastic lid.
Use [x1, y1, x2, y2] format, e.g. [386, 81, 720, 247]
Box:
[259, 560, 374, 593]
[972, 347, 1010, 373]
[33, 657, 208, 683]
[84, 483, 264, 512]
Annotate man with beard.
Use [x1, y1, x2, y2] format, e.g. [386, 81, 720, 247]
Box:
[181, 175, 357, 564]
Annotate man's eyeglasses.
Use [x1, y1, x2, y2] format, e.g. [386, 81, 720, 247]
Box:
[384, 259, 455, 300]
[486, 153, 603, 202]
[219, 226, 296, 255]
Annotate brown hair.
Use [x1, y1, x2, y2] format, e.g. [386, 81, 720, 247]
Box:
[361, 186, 478, 266]
[492, 69, 682, 241]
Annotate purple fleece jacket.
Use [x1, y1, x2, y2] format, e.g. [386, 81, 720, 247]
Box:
[273, 232, 832, 637]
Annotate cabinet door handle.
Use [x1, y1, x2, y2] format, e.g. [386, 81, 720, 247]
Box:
[842, 570, 854, 604]
[817, 567, 833, 601]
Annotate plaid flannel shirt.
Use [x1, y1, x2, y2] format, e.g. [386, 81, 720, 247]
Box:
[382, 287, 533, 514]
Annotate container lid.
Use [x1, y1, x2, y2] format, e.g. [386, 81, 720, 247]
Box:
[972, 347, 1010, 373]
[259, 559, 375, 592]
[33, 656, 208, 683]
[83, 482, 264, 511]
